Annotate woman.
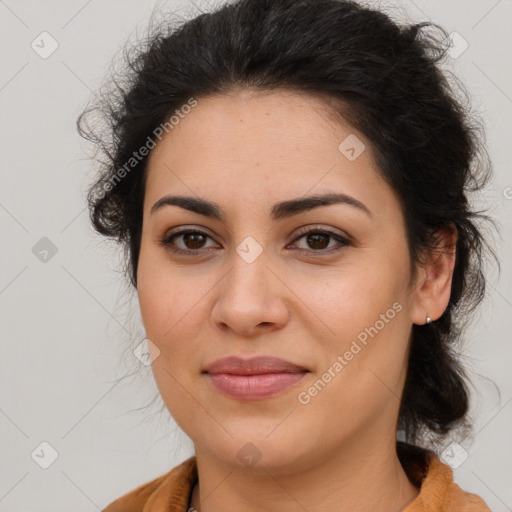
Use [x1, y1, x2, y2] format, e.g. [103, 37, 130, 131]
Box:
[77, 0, 495, 510]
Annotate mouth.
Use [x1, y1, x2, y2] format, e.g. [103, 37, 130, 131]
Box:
[203, 355, 309, 400]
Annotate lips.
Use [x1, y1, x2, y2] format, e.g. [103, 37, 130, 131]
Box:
[203, 355, 308, 375]
[203, 356, 309, 400]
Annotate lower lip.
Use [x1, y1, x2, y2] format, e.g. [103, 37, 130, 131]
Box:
[206, 372, 307, 400]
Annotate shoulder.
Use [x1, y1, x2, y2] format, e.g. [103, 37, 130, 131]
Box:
[102, 456, 197, 512]
[420, 455, 491, 512]
[398, 442, 491, 512]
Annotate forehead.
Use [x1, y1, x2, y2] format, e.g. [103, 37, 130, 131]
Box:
[148, 88, 357, 164]
[144, 88, 399, 222]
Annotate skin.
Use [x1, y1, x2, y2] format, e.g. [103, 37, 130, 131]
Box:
[137, 88, 457, 512]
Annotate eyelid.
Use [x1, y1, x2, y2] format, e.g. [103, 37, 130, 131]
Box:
[162, 225, 216, 240]
[292, 224, 352, 243]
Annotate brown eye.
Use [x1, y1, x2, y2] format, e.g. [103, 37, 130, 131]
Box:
[160, 229, 218, 254]
[305, 233, 330, 250]
[182, 232, 207, 249]
[291, 227, 351, 254]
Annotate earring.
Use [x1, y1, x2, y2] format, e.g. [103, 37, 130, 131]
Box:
[426, 313, 432, 324]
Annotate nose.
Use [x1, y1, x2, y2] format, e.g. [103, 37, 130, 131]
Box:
[211, 248, 289, 337]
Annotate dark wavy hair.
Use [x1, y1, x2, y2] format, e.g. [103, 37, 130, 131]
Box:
[77, 0, 497, 451]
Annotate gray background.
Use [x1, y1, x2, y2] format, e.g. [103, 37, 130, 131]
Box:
[0, 0, 510, 510]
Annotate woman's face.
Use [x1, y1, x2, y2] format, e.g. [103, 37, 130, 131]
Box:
[137, 89, 425, 471]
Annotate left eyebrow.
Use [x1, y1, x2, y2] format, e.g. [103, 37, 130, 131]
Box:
[150, 192, 371, 220]
[271, 192, 371, 220]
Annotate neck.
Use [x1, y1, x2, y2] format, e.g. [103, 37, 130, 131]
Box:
[189, 437, 420, 512]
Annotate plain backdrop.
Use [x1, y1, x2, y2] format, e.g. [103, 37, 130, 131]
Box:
[0, 0, 511, 510]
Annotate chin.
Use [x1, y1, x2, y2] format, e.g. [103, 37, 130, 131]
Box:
[199, 431, 310, 473]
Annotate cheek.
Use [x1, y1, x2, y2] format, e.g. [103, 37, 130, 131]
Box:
[136, 251, 205, 428]
[137, 242, 195, 338]
[137, 269, 200, 367]
[293, 293, 410, 443]
[290, 254, 406, 339]
[289, 251, 411, 402]
[136, 244, 214, 379]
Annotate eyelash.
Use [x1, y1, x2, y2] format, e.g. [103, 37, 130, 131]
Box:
[159, 226, 352, 256]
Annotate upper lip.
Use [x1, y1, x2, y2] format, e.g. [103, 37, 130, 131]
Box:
[203, 356, 309, 375]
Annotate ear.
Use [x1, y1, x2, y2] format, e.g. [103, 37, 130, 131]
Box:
[410, 223, 457, 325]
